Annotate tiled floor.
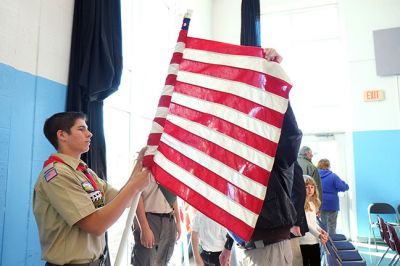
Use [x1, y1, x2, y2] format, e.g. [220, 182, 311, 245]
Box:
[352, 241, 399, 266]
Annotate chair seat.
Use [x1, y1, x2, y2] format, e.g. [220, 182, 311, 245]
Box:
[333, 241, 356, 250]
[338, 259, 367, 265]
[331, 234, 347, 241]
[337, 250, 363, 262]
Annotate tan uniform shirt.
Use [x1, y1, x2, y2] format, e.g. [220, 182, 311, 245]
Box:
[33, 153, 118, 265]
[141, 175, 173, 213]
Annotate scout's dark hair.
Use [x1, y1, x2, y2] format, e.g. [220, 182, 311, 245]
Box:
[43, 112, 87, 150]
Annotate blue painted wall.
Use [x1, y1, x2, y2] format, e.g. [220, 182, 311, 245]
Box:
[0, 63, 66, 266]
[353, 130, 400, 238]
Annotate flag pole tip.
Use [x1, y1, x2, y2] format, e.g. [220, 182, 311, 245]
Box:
[184, 9, 193, 18]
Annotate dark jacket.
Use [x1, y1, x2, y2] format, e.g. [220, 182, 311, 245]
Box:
[291, 161, 308, 236]
[251, 103, 302, 243]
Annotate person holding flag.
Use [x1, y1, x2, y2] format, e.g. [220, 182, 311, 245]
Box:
[33, 112, 150, 266]
[219, 49, 303, 266]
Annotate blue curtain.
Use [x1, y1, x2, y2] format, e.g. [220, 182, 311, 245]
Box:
[240, 0, 261, 47]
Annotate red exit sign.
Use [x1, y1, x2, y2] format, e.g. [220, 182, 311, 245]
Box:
[363, 89, 385, 102]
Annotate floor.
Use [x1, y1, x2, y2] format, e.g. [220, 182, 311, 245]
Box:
[353, 241, 399, 266]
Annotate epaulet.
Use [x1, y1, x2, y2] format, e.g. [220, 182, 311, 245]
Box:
[43, 162, 58, 182]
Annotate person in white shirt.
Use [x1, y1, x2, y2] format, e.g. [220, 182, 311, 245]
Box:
[300, 175, 328, 266]
[191, 211, 226, 266]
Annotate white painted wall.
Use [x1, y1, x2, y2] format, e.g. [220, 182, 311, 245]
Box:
[211, 0, 400, 133]
[340, 0, 400, 131]
[0, 0, 74, 84]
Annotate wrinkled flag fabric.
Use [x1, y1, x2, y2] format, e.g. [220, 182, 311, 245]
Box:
[143, 15, 292, 241]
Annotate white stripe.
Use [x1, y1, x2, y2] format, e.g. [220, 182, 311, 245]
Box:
[161, 133, 267, 199]
[149, 122, 163, 134]
[183, 48, 292, 85]
[161, 85, 174, 96]
[175, 42, 185, 53]
[168, 63, 179, 75]
[177, 70, 288, 114]
[167, 114, 274, 172]
[171, 92, 282, 143]
[154, 151, 259, 227]
[155, 107, 169, 119]
[145, 145, 158, 156]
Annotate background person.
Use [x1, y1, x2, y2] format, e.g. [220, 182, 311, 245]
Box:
[298, 146, 323, 203]
[191, 210, 226, 266]
[300, 175, 328, 266]
[317, 158, 349, 234]
[131, 177, 181, 266]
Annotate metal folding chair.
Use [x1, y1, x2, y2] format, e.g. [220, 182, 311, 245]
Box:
[386, 223, 400, 266]
[368, 203, 399, 251]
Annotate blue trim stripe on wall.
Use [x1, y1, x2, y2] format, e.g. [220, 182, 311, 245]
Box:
[0, 63, 66, 266]
[353, 129, 400, 238]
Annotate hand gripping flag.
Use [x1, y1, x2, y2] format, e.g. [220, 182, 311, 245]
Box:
[143, 12, 292, 241]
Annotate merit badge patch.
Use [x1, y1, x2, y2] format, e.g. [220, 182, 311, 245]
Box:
[82, 181, 95, 192]
[44, 167, 58, 182]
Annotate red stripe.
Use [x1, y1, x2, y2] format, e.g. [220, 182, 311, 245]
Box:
[153, 117, 166, 128]
[173, 81, 285, 128]
[157, 143, 264, 213]
[157, 95, 172, 108]
[170, 52, 183, 65]
[165, 74, 177, 86]
[169, 103, 279, 158]
[143, 155, 154, 168]
[147, 133, 162, 146]
[163, 120, 270, 184]
[177, 30, 188, 43]
[179, 59, 291, 99]
[186, 37, 263, 58]
[152, 162, 255, 241]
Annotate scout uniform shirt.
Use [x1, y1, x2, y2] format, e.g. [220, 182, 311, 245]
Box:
[142, 175, 174, 214]
[33, 153, 118, 265]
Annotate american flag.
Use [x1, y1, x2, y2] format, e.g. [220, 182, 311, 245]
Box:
[143, 13, 292, 241]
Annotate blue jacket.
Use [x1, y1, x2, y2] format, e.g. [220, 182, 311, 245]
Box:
[319, 169, 349, 211]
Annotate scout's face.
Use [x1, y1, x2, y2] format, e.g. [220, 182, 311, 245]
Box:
[58, 118, 93, 157]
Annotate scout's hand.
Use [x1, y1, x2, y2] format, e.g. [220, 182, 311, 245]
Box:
[131, 168, 150, 192]
[264, 48, 283, 63]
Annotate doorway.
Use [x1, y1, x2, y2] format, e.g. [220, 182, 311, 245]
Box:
[300, 133, 351, 237]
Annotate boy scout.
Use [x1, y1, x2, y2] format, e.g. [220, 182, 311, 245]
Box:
[33, 112, 150, 266]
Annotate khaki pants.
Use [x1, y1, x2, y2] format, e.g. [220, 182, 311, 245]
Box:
[290, 237, 303, 266]
[231, 239, 293, 266]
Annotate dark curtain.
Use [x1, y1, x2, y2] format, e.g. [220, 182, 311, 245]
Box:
[240, 0, 261, 47]
[66, 1, 122, 265]
[67, 0, 123, 180]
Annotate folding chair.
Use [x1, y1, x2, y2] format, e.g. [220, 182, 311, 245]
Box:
[326, 236, 366, 266]
[375, 217, 393, 265]
[386, 223, 400, 266]
[368, 203, 399, 251]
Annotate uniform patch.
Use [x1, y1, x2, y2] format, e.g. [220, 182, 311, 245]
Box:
[44, 167, 58, 182]
[89, 190, 105, 208]
[82, 181, 95, 192]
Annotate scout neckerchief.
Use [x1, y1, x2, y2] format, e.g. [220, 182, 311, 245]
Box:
[43, 155, 99, 192]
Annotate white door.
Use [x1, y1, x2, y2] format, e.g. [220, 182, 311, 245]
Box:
[300, 133, 351, 237]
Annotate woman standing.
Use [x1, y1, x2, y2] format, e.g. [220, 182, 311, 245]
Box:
[300, 176, 328, 266]
[317, 159, 349, 234]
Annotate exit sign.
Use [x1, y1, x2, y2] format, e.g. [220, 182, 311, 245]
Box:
[363, 89, 385, 102]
